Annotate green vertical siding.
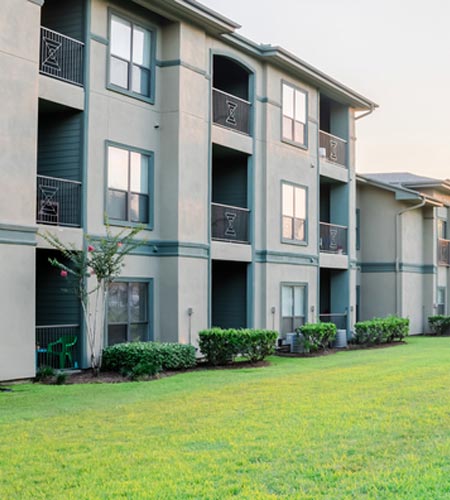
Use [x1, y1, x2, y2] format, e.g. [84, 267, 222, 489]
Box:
[41, 0, 85, 41]
[212, 261, 247, 329]
[212, 145, 248, 208]
[38, 109, 83, 181]
[36, 250, 81, 325]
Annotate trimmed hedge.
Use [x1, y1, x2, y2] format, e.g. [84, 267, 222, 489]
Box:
[296, 322, 337, 352]
[198, 328, 278, 365]
[428, 315, 450, 336]
[353, 316, 409, 345]
[102, 342, 197, 376]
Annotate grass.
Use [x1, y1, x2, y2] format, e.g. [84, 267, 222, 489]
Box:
[1, 336, 450, 499]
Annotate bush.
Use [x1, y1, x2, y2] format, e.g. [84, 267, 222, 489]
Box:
[198, 328, 278, 365]
[296, 322, 337, 352]
[428, 315, 450, 336]
[102, 342, 196, 376]
[353, 316, 409, 345]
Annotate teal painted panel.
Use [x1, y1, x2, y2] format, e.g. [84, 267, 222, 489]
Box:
[212, 261, 247, 328]
[41, 0, 85, 41]
[36, 250, 81, 325]
[38, 110, 83, 181]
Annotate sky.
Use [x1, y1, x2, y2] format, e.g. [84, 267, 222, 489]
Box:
[202, 0, 450, 180]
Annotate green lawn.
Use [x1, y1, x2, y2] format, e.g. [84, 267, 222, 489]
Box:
[1, 337, 450, 499]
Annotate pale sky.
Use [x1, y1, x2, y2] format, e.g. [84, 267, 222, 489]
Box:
[202, 0, 450, 180]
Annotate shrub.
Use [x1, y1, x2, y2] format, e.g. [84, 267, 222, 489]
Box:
[198, 328, 278, 365]
[35, 366, 55, 383]
[428, 315, 450, 336]
[353, 316, 409, 345]
[296, 322, 337, 352]
[102, 342, 196, 376]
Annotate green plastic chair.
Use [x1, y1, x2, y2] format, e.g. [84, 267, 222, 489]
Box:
[47, 335, 78, 369]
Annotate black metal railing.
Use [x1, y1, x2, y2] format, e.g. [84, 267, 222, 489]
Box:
[319, 313, 347, 330]
[319, 130, 347, 167]
[320, 222, 348, 254]
[40, 27, 84, 86]
[36, 325, 80, 370]
[37, 175, 81, 227]
[211, 202, 250, 244]
[438, 238, 450, 265]
[212, 88, 251, 135]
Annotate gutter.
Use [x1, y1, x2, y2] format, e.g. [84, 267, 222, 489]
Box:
[355, 105, 376, 121]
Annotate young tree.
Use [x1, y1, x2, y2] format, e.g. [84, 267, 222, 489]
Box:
[40, 225, 144, 374]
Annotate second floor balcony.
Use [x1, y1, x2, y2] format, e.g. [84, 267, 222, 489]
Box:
[40, 27, 84, 87]
[320, 222, 348, 255]
[211, 202, 250, 244]
[438, 238, 450, 265]
[37, 175, 81, 227]
[319, 131, 347, 168]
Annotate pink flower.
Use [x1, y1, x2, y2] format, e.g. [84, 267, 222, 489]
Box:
[87, 245, 95, 252]
[117, 242, 123, 248]
[60, 270, 68, 278]
[90, 269, 96, 276]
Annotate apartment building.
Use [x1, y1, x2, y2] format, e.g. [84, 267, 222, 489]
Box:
[356, 173, 450, 333]
[0, 0, 376, 381]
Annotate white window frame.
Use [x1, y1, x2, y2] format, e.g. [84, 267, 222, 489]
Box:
[281, 81, 308, 147]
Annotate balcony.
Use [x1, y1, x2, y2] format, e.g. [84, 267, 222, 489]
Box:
[211, 203, 250, 244]
[36, 325, 80, 370]
[37, 175, 81, 227]
[319, 313, 347, 330]
[319, 131, 347, 167]
[40, 27, 84, 87]
[212, 88, 251, 135]
[320, 222, 348, 255]
[438, 238, 450, 265]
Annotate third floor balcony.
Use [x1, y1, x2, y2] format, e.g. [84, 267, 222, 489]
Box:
[319, 130, 347, 168]
[40, 27, 84, 87]
[212, 88, 251, 135]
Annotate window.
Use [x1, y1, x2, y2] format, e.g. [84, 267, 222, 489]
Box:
[438, 219, 447, 239]
[281, 284, 306, 334]
[356, 208, 361, 251]
[282, 82, 307, 146]
[109, 13, 153, 98]
[282, 183, 306, 242]
[107, 144, 151, 225]
[108, 281, 149, 345]
[437, 287, 446, 315]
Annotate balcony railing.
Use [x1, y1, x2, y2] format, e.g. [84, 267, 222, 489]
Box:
[438, 238, 450, 265]
[319, 313, 347, 330]
[319, 130, 347, 167]
[212, 88, 251, 135]
[36, 324, 80, 370]
[320, 222, 348, 255]
[37, 175, 81, 227]
[211, 202, 250, 244]
[40, 27, 84, 86]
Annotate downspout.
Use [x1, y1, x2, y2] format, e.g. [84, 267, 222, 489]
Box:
[395, 198, 426, 316]
[355, 105, 375, 121]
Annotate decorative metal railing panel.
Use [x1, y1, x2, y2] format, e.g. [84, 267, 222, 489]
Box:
[319, 130, 347, 167]
[212, 88, 251, 135]
[320, 222, 348, 254]
[40, 27, 84, 86]
[319, 313, 347, 330]
[438, 238, 450, 265]
[211, 202, 250, 244]
[37, 175, 81, 227]
[36, 325, 80, 370]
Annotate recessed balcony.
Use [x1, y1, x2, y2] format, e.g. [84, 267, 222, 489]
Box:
[211, 203, 250, 244]
[36, 175, 81, 227]
[40, 27, 84, 87]
[319, 131, 347, 168]
[320, 222, 348, 255]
